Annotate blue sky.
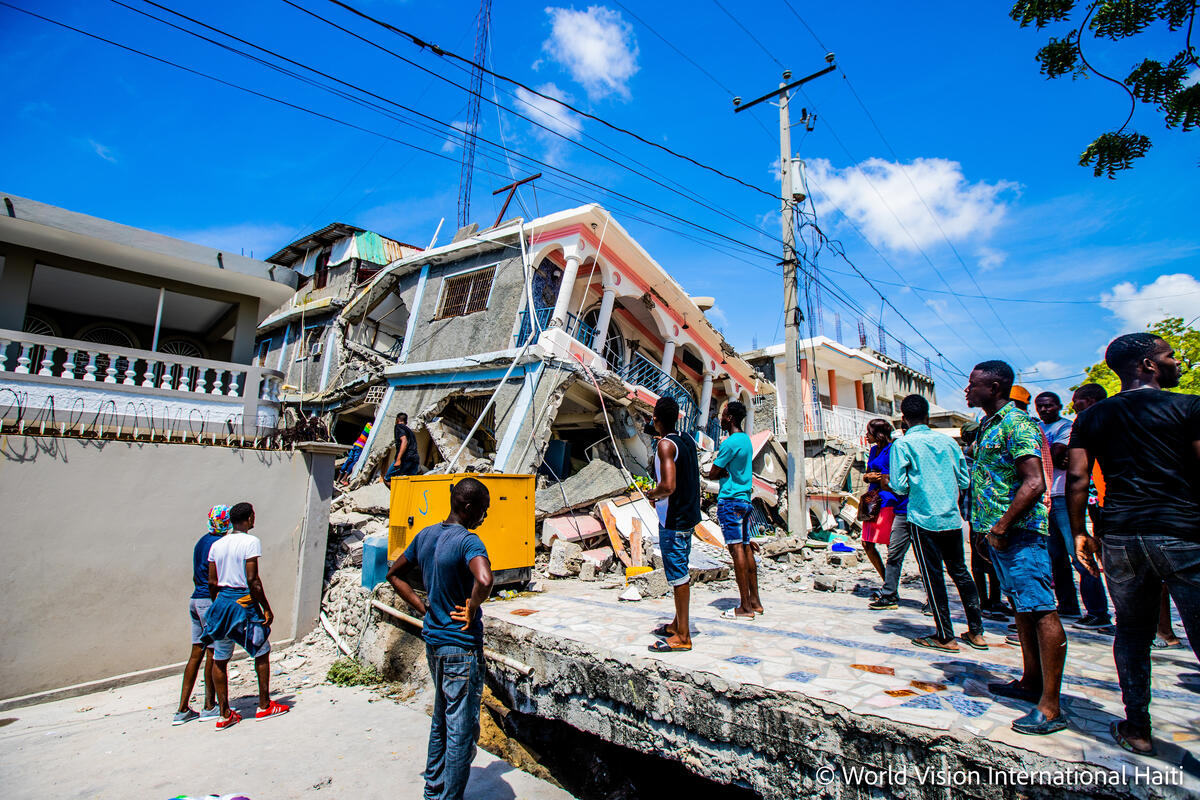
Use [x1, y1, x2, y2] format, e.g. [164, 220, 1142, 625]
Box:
[3, 0, 1198, 409]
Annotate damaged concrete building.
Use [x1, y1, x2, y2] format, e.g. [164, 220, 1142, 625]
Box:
[256, 205, 768, 493]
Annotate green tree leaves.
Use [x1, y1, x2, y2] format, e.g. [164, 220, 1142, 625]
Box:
[1010, 0, 1199, 177]
[1075, 317, 1200, 395]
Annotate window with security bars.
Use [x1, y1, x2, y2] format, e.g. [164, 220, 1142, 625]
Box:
[437, 266, 496, 318]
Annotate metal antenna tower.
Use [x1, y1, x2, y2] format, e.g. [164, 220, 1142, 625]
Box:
[457, 0, 493, 228]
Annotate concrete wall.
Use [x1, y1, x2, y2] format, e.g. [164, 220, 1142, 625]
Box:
[0, 436, 335, 703]
[403, 251, 526, 365]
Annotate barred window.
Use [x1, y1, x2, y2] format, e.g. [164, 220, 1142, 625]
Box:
[437, 266, 496, 318]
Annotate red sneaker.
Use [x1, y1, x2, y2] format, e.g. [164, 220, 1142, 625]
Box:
[255, 701, 290, 720]
[215, 710, 241, 730]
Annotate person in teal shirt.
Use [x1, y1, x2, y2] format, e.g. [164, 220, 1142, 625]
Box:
[889, 394, 986, 654]
[707, 401, 762, 620]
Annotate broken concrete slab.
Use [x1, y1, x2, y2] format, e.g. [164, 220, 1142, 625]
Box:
[540, 512, 604, 548]
[329, 510, 375, 529]
[689, 550, 729, 583]
[617, 585, 642, 602]
[345, 482, 391, 516]
[547, 540, 584, 578]
[579, 562, 598, 581]
[534, 459, 628, 519]
[758, 535, 806, 559]
[628, 568, 670, 599]
[813, 574, 839, 592]
[580, 547, 616, 574]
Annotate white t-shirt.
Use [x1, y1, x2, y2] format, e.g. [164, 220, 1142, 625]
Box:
[207, 532, 262, 589]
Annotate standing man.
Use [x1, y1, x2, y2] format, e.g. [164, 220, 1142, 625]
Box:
[1034, 392, 1087, 621]
[173, 505, 229, 725]
[967, 361, 1068, 736]
[202, 502, 290, 729]
[706, 401, 763, 620]
[889, 395, 987, 653]
[385, 412, 420, 484]
[647, 396, 702, 652]
[387, 478, 493, 800]
[1065, 385, 1114, 632]
[1068, 333, 1200, 756]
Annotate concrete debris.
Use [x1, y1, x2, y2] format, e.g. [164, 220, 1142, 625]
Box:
[617, 585, 642, 602]
[757, 535, 806, 559]
[790, 574, 816, 591]
[827, 551, 857, 568]
[579, 562, 598, 581]
[628, 568, 670, 599]
[813, 574, 839, 592]
[547, 540, 584, 578]
[579, 547, 616, 574]
[344, 482, 391, 516]
[527, 580, 546, 593]
[535, 460, 628, 520]
[541, 512, 605, 548]
[329, 510, 375, 530]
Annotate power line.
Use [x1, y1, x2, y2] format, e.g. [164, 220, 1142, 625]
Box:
[610, 0, 735, 96]
[321, 0, 779, 201]
[711, 0, 784, 69]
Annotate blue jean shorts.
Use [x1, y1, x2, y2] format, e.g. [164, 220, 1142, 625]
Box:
[989, 528, 1057, 614]
[212, 616, 272, 661]
[189, 598, 212, 646]
[659, 525, 693, 587]
[717, 498, 753, 545]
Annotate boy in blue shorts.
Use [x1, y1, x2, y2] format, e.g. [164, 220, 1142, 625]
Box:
[707, 401, 762, 620]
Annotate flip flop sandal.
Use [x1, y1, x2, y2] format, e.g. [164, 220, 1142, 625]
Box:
[720, 609, 756, 621]
[647, 639, 692, 653]
[1012, 708, 1069, 735]
[1111, 720, 1157, 756]
[910, 636, 958, 653]
[959, 635, 990, 651]
[1152, 636, 1183, 650]
[651, 624, 672, 638]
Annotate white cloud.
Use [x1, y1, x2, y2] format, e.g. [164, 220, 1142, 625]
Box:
[806, 157, 1018, 253]
[543, 6, 639, 101]
[706, 304, 729, 329]
[515, 84, 582, 139]
[89, 139, 117, 163]
[1100, 273, 1200, 330]
[440, 120, 468, 153]
[976, 246, 1006, 273]
[1187, 66, 1200, 86]
[168, 223, 294, 259]
[1024, 360, 1065, 380]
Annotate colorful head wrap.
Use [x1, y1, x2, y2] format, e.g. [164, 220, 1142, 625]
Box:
[208, 504, 233, 535]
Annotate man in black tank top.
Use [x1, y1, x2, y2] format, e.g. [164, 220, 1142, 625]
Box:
[646, 396, 702, 652]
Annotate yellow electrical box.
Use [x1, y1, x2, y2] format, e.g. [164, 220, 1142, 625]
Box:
[388, 474, 536, 584]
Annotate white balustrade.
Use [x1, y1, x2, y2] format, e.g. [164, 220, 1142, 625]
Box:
[83, 352, 98, 381]
[0, 338, 8, 371]
[160, 363, 174, 390]
[59, 349, 76, 379]
[210, 371, 224, 395]
[123, 359, 137, 385]
[194, 369, 207, 394]
[226, 372, 240, 397]
[38, 346, 57, 377]
[15, 344, 33, 374]
[177, 366, 191, 392]
[104, 353, 120, 383]
[142, 360, 157, 387]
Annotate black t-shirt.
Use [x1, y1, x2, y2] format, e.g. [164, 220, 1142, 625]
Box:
[1069, 389, 1200, 539]
[394, 422, 419, 467]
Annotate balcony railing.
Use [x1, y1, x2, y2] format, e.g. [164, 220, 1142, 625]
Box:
[755, 395, 878, 449]
[0, 328, 284, 440]
[619, 352, 699, 435]
[515, 307, 597, 350]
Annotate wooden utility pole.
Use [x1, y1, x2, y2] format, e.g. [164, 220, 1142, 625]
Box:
[735, 57, 836, 537]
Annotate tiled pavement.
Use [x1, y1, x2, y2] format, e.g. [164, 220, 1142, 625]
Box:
[488, 579, 1200, 788]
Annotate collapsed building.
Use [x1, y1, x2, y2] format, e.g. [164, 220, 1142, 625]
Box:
[256, 205, 772, 503]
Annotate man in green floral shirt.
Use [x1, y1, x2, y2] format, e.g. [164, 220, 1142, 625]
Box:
[967, 360, 1067, 736]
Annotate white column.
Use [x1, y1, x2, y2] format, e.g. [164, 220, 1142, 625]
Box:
[698, 370, 714, 422]
[659, 338, 677, 374]
[592, 287, 616, 348]
[549, 253, 582, 328]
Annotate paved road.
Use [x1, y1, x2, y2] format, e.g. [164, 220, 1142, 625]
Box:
[0, 673, 572, 799]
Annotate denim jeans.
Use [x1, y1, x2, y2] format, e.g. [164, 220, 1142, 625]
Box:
[1103, 534, 1200, 732]
[910, 525, 984, 640]
[880, 514, 911, 600]
[1048, 497, 1110, 620]
[424, 644, 485, 800]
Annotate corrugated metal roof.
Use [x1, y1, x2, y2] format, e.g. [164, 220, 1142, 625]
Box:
[266, 222, 364, 266]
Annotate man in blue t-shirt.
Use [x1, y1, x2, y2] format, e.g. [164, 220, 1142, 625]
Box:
[172, 504, 229, 726]
[707, 401, 762, 620]
[387, 478, 493, 800]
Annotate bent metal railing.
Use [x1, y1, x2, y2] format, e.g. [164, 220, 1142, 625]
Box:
[515, 307, 597, 350]
[619, 352, 699, 435]
[0, 328, 284, 441]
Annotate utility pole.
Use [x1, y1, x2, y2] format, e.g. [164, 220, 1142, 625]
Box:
[735, 56, 836, 537]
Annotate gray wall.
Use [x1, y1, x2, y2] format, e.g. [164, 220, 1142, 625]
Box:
[403, 251, 525, 365]
[0, 436, 334, 702]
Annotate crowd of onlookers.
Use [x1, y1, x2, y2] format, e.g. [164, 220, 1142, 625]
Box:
[855, 331, 1198, 752]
